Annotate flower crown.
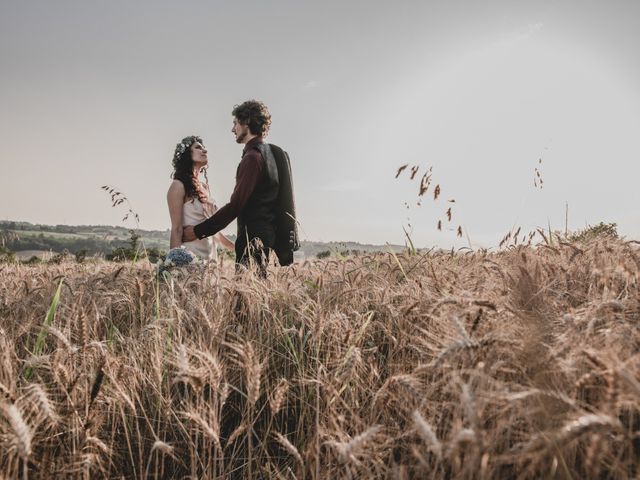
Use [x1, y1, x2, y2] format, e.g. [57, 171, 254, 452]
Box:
[173, 135, 203, 161]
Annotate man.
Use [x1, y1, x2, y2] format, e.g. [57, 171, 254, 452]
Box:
[182, 100, 298, 270]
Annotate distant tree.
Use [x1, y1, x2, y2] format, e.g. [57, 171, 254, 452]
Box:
[49, 250, 71, 264]
[568, 222, 618, 243]
[0, 244, 16, 263]
[316, 250, 331, 259]
[128, 230, 140, 253]
[24, 256, 43, 265]
[75, 249, 88, 263]
[146, 247, 165, 264]
[107, 246, 131, 262]
[107, 230, 144, 262]
[0, 229, 18, 247]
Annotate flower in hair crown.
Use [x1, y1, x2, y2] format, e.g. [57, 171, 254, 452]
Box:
[173, 135, 203, 160]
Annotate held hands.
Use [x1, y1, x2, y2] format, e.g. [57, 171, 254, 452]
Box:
[182, 226, 197, 242]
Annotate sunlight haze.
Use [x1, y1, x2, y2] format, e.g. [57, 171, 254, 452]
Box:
[1, 0, 638, 247]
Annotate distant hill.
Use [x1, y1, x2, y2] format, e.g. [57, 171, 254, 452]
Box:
[0, 220, 405, 259]
[296, 240, 405, 259]
[0, 220, 170, 257]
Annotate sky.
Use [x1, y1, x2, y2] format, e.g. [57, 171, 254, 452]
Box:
[1, 0, 639, 248]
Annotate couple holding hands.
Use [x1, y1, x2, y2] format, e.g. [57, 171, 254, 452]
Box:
[167, 100, 298, 273]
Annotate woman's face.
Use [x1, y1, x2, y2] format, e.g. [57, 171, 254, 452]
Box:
[190, 141, 208, 168]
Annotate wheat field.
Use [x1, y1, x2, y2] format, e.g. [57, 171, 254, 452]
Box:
[0, 238, 639, 479]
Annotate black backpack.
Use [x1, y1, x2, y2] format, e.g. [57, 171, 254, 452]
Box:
[268, 144, 299, 266]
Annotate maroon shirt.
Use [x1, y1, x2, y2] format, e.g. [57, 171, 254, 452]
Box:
[194, 136, 265, 239]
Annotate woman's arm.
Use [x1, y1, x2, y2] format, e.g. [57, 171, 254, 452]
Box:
[167, 180, 185, 249]
[214, 232, 235, 250]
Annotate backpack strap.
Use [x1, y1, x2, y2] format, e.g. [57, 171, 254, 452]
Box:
[269, 143, 299, 264]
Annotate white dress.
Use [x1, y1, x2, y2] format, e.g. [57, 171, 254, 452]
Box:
[181, 198, 217, 261]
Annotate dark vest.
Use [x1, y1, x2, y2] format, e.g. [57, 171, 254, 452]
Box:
[236, 142, 279, 248]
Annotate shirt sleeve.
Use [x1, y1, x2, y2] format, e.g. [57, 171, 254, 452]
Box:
[194, 150, 263, 239]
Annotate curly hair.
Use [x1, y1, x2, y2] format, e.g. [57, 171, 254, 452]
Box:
[171, 136, 210, 206]
[232, 100, 272, 137]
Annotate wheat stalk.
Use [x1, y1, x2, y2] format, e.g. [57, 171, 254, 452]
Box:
[2, 404, 32, 460]
[274, 432, 303, 466]
[412, 410, 442, 458]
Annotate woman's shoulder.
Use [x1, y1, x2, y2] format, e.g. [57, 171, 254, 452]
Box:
[167, 179, 186, 202]
[168, 179, 186, 192]
[170, 177, 187, 186]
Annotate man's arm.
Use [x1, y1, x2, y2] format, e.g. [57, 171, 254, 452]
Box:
[183, 151, 263, 241]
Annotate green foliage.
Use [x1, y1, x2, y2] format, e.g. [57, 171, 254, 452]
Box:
[316, 248, 363, 259]
[218, 247, 236, 262]
[129, 230, 140, 252]
[75, 249, 88, 263]
[25, 277, 64, 380]
[0, 231, 12, 262]
[568, 222, 618, 243]
[107, 230, 141, 262]
[49, 250, 71, 265]
[107, 247, 131, 262]
[107, 230, 165, 263]
[0, 245, 15, 263]
[24, 256, 43, 265]
[146, 247, 165, 264]
[5, 232, 115, 255]
[0, 220, 170, 255]
[0, 231, 16, 263]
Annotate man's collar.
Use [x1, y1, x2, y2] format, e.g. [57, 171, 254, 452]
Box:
[243, 136, 263, 154]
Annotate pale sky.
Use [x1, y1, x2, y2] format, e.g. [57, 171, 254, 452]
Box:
[1, 0, 639, 247]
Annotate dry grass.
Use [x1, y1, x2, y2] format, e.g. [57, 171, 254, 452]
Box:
[0, 238, 639, 479]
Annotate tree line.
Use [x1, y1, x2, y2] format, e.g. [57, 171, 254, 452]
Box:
[2, 231, 129, 256]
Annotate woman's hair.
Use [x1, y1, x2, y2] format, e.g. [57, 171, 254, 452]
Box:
[232, 100, 272, 137]
[171, 135, 210, 205]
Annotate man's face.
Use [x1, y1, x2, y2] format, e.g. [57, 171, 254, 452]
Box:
[232, 117, 250, 144]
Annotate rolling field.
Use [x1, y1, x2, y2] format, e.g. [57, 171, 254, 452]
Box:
[0, 238, 639, 479]
[10, 231, 89, 240]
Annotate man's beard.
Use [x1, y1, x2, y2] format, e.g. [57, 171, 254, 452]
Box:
[235, 132, 247, 144]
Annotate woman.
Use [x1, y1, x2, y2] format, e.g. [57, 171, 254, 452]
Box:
[167, 135, 234, 260]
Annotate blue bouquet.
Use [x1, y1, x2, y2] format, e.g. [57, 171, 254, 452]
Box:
[157, 247, 199, 274]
